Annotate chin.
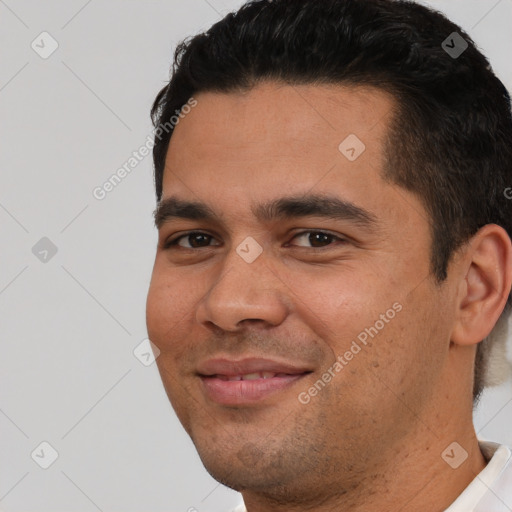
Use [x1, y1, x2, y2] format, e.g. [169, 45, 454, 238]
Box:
[192, 434, 314, 496]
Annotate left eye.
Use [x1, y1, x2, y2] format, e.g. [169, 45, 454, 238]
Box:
[289, 231, 345, 248]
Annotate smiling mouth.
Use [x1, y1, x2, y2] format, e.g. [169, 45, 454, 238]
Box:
[199, 371, 311, 405]
[196, 356, 314, 405]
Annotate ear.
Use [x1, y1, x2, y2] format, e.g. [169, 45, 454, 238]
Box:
[451, 224, 512, 346]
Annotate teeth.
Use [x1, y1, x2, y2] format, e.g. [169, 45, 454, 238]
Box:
[216, 371, 279, 381]
[242, 372, 261, 381]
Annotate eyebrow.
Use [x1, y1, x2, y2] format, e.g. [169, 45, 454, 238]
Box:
[154, 194, 379, 231]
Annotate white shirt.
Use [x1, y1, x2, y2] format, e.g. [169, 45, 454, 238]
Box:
[446, 441, 512, 511]
[230, 441, 512, 512]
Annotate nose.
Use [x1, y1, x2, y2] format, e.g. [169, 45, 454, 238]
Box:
[195, 244, 290, 332]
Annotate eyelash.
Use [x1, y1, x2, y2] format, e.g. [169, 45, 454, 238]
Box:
[162, 230, 346, 250]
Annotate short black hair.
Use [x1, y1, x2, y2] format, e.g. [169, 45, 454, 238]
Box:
[151, 0, 512, 403]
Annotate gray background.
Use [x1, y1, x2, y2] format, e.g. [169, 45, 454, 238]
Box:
[1, 0, 511, 511]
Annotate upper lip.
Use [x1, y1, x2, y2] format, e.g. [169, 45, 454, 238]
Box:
[197, 357, 313, 377]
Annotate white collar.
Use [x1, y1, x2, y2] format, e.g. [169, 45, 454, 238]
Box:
[444, 440, 511, 511]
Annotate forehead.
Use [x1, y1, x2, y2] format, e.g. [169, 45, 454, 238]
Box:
[165, 81, 394, 167]
[160, 82, 417, 229]
[165, 83, 393, 179]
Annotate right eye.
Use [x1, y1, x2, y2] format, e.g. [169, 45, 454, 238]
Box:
[163, 231, 221, 249]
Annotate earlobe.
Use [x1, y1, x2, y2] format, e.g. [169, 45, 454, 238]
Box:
[451, 224, 512, 346]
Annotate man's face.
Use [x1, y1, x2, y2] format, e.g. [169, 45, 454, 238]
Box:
[146, 82, 457, 500]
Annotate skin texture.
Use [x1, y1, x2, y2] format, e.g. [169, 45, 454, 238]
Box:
[146, 82, 512, 511]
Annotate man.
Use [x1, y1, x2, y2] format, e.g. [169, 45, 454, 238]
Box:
[145, 0, 512, 510]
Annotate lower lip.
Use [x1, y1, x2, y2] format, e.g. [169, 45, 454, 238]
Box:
[200, 374, 307, 405]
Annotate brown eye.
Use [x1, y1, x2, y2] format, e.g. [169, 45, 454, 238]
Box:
[290, 231, 345, 248]
[164, 232, 219, 249]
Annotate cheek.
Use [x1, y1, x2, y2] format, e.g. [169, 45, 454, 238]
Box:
[285, 265, 393, 344]
[146, 271, 201, 427]
[145, 264, 201, 354]
[294, 270, 418, 388]
[358, 292, 448, 407]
